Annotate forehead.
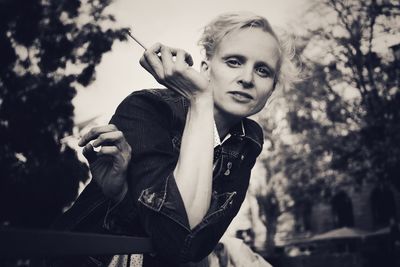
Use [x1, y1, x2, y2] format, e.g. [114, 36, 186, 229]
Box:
[215, 27, 280, 69]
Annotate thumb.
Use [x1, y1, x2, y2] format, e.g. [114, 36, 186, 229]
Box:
[82, 143, 97, 164]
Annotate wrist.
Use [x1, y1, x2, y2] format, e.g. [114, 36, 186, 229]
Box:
[103, 177, 128, 201]
[114, 182, 128, 202]
[190, 92, 213, 108]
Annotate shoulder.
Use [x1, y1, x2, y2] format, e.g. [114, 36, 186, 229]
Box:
[115, 89, 187, 122]
[242, 118, 264, 148]
[117, 88, 175, 111]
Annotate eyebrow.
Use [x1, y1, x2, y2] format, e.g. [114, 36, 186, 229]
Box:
[222, 54, 276, 76]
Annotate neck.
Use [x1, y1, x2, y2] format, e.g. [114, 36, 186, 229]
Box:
[213, 107, 242, 140]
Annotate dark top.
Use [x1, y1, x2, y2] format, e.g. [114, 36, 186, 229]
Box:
[52, 89, 264, 266]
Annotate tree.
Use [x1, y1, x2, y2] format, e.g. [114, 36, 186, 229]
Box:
[0, 0, 128, 228]
[258, 0, 399, 251]
[303, 0, 400, 189]
[291, 0, 400, 190]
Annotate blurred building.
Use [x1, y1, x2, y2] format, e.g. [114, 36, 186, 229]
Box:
[297, 182, 400, 235]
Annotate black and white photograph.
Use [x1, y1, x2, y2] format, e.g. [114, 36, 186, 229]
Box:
[1, 0, 399, 266]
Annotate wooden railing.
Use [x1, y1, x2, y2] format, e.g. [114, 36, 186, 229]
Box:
[0, 227, 153, 258]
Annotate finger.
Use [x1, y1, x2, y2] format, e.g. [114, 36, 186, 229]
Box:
[82, 143, 97, 164]
[170, 48, 193, 66]
[139, 56, 161, 82]
[97, 146, 129, 167]
[92, 131, 124, 148]
[175, 49, 190, 70]
[97, 146, 119, 157]
[143, 43, 164, 80]
[160, 46, 174, 77]
[78, 124, 118, 147]
[148, 42, 162, 55]
[123, 141, 132, 155]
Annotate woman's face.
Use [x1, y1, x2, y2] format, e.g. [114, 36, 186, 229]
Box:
[202, 27, 280, 120]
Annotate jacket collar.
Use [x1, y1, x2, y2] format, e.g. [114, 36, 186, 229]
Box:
[151, 89, 263, 149]
[229, 119, 263, 149]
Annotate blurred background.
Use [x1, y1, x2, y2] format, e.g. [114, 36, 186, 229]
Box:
[0, 0, 399, 266]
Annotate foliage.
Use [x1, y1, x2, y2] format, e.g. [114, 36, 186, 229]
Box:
[306, 0, 399, 187]
[0, 0, 128, 228]
[258, 0, 399, 246]
[292, 0, 400, 190]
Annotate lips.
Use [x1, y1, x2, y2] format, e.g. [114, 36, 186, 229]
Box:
[228, 91, 254, 100]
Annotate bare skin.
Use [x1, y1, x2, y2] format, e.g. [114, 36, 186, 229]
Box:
[78, 124, 131, 201]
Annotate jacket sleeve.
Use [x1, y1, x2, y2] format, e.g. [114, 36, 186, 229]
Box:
[105, 91, 195, 263]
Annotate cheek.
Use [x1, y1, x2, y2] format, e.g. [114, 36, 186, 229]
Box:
[254, 83, 274, 106]
[256, 79, 274, 95]
[210, 65, 235, 85]
[250, 96, 269, 115]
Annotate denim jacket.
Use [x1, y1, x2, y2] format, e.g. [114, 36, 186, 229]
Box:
[53, 89, 263, 266]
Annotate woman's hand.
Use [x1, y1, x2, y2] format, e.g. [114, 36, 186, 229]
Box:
[139, 43, 211, 101]
[78, 124, 131, 200]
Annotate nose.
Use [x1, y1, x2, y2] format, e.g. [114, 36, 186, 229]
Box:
[237, 65, 254, 89]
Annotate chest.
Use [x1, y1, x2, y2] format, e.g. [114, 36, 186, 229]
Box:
[171, 132, 252, 194]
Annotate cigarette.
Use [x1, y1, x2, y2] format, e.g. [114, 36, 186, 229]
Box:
[127, 30, 148, 50]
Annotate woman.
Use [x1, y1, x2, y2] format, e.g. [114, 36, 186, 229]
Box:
[56, 12, 298, 266]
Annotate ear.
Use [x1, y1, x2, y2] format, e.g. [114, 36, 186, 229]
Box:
[200, 60, 210, 79]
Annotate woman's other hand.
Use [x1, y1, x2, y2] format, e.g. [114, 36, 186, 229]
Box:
[78, 124, 131, 200]
[139, 43, 211, 101]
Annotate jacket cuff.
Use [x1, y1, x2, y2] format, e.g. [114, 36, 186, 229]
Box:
[138, 173, 191, 231]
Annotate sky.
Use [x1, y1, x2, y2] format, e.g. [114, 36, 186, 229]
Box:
[72, 0, 310, 124]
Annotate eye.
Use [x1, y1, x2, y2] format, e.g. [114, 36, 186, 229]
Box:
[225, 58, 242, 67]
[255, 66, 272, 78]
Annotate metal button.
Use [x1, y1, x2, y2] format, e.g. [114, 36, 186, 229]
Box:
[227, 161, 232, 169]
[241, 155, 245, 160]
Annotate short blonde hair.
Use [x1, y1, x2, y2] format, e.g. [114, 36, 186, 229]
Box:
[198, 12, 300, 91]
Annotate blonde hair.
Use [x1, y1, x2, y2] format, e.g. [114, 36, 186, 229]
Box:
[198, 12, 301, 91]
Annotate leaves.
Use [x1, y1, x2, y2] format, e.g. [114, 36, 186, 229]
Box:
[258, 0, 400, 246]
[0, 0, 126, 227]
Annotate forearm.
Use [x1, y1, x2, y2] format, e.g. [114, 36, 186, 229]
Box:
[174, 94, 214, 229]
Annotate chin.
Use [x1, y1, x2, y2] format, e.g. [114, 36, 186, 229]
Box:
[218, 103, 253, 119]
